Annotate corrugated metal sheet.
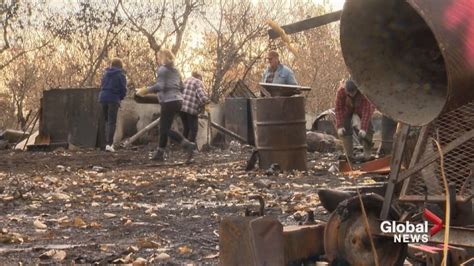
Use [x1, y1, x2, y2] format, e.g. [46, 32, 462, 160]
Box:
[40, 88, 104, 148]
[224, 98, 254, 145]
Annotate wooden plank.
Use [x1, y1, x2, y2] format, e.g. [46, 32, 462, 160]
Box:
[122, 118, 160, 147]
[268, 10, 342, 39]
[210, 121, 247, 143]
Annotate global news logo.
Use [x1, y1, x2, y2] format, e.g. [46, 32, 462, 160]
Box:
[380, 209, 443, 243]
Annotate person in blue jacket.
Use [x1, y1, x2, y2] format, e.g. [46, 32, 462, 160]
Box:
[98, 58, 127, 152]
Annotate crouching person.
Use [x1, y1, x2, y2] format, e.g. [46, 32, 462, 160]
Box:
[136, 49, 196, 161]
[335, 79, 375, 161]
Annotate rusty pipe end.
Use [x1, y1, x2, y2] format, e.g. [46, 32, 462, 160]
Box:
[340, 0, 453, 126]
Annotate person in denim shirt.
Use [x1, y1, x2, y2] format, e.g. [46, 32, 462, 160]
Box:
[262, 50, 298, 85]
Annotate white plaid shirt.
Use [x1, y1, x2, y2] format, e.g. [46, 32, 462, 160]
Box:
[181, 77, 209, 115]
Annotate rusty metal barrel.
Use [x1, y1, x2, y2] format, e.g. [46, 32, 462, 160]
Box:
[340, 0, 474, 126]
[251, 96, 307, 171]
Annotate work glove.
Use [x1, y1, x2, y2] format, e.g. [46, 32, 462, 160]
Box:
[359, 129, 367, 139]
[337, 128, 345, 137]
[136, 87, 149, 97]
[204, 104, 210, 113]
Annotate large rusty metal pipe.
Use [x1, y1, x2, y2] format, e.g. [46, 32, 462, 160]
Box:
[340, 0, 474, 126]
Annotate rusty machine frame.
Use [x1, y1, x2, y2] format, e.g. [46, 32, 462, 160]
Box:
[339, 0, 474, 264]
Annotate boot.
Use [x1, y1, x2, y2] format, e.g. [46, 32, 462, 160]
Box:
[151, 148, 165, 161]
[181, 139, 197, 161]
[181, 138, 197, 151]
[362, 142, 372, 161]
[362, 133, 374, 161]
[341, 135, 354, 161]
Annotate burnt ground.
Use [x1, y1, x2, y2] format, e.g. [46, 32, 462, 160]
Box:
[0, 145, 377, 264]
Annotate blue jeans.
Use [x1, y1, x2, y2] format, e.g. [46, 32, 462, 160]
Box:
[159, 100, 184, 148]
[179, 111, 199, 142]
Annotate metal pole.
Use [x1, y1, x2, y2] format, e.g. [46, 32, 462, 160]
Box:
[209, 121, 247, 144]
[122, 117, 161, 147]
[22, 110, 40, 151]
[380, 123, 410, 220]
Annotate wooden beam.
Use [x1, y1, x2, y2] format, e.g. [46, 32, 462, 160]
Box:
[268, 10, 342, 39]
[122, 117, 161, 147]
[210, 121, 247, 143]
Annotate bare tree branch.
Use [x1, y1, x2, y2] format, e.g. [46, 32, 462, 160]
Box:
[80, 0, 124, 86]
[0, 40, 51, 71]
[0, 1, 19, 54]
[119, 0, 162, 53]
[171, 0, 200, 55]
[120, 0, 200, 58]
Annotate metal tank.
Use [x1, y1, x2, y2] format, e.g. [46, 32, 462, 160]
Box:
[340, 0, 474, 126]
[250, 96, 307, 171]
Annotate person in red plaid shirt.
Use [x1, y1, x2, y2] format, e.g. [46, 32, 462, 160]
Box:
[335, 79, 375, 161]
[180, 71, 210, 143]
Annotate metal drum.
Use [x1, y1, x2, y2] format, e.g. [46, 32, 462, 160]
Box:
[251, 96, 307, 171]
[340, 0, 474, 126]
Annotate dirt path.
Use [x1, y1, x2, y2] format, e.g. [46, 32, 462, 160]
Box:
[0, 146, 359, 264]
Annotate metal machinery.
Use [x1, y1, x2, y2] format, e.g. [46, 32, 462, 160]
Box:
[220, 0, 474, 264]
[334, 0, 474, 264]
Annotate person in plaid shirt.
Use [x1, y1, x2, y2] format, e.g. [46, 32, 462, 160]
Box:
[335, 79, 375, 161]
[180, 71, 210, 142]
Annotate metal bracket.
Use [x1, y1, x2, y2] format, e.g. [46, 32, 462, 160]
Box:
[245, 195, 265, 216]
[380, 123, 410, 220]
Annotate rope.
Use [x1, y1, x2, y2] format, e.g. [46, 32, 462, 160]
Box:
[357, 188, 380, 266]
[431, 138, 450, 266]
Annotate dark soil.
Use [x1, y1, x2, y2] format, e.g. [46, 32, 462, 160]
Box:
[0, 145, 361, 264]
